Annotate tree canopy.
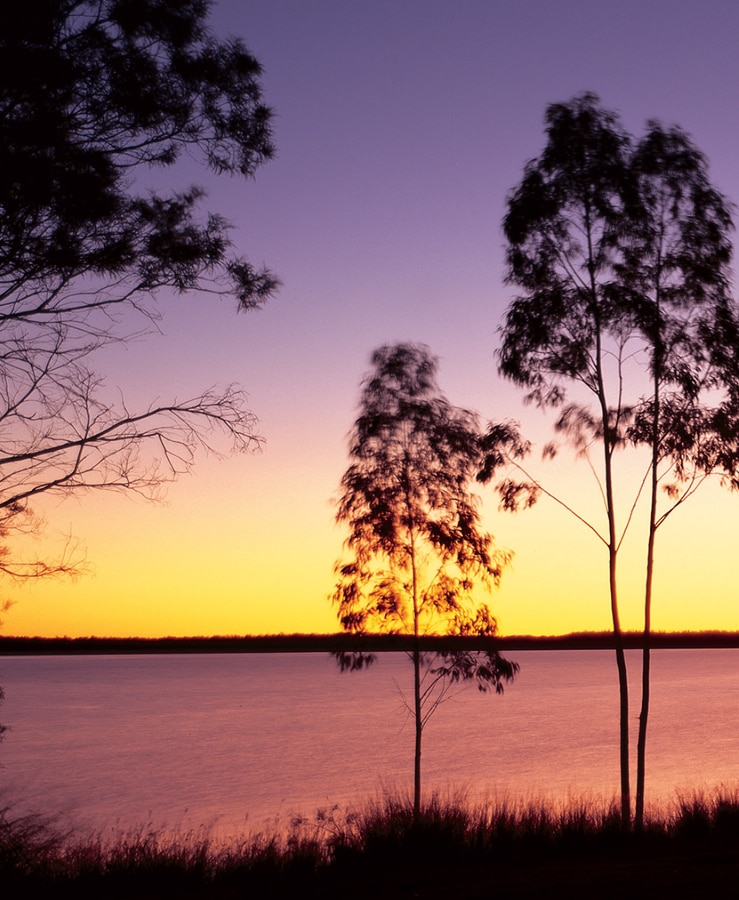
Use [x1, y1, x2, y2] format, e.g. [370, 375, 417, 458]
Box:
[333, 343, 517, 817]
[0, 0, 277, 580]
[486, 92, 739, 827]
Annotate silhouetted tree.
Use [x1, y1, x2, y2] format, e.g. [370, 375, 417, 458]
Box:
[0, 0, 277, 582]
[488, 94, 634, 824]
[482, 93, 739, 828]
[623, 122, 739, 827]
[333, 343, 518, 819]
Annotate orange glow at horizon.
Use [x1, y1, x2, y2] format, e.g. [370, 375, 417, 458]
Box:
[4, 442, 739, 640]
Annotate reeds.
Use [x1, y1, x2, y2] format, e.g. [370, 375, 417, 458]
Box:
[3, 790, 739, 897]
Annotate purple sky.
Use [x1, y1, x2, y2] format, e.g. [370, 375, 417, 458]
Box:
[9, 0, 739, 638]
[219, 0, 739, 433]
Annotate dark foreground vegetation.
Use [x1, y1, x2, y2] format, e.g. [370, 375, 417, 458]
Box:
[4, 793, 739, 898]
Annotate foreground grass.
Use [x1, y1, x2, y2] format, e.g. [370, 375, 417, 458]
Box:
[4, 791, 739, 898]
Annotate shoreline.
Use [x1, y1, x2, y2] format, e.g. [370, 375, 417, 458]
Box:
[2, 630, 739, 655]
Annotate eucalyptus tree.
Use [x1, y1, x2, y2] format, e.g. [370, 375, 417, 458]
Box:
[484, 92, 739, 828]
[491, 93, 635, 823]
[624, 123, 739, 827]
[333, 343, 518, 819]
[0, 0, 277, 580]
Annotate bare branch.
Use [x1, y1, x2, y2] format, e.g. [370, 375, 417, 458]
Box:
[0, 1, 277, 594]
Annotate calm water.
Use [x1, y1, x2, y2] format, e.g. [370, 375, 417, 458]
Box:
[1, 649, 738, 837]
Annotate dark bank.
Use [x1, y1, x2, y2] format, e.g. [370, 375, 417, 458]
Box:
[3, 631, 739, 656]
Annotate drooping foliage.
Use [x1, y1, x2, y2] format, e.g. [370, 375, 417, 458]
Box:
[620, 119, 739, 828]
[334, 344, 513, 646]
[333, 343, 518, 816]
[485, 93, 739, 827]
[623, 122, 739, 484]
[0, 0, 277, 579]
[0, 0, 276, 303]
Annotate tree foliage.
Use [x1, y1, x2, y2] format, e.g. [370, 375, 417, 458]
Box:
[333, 343, 517, 817]
[0, 0, 277, 580]
[483, 92, 739, 827]
[620, 117, 739, 828]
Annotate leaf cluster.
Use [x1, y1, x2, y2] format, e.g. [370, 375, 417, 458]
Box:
[0, 0, 276, 302]
[489, 92, 739, 511]
[0, 1, 278, 577]
[333, 344, 508, 639]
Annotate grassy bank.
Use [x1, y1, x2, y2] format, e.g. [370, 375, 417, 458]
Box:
[3, 791, 739, 897]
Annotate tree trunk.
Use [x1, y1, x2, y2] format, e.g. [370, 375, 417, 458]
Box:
[610, 547, 631, 827]
[635, 462, 658, 829]
[636, 317, 661, 830]
[599, 372, 630, 827]
[407, 477, 422, 822]
[413, 643, 422, 821]
[588, 211, 630, 829]
[636, 477, 658, 830]
[635, 632, 651, 829]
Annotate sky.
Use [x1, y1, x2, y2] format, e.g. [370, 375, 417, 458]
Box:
[5, 0, 739, 638]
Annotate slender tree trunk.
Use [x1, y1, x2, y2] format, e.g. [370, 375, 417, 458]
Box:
[609, 542, 631, 827]
[635, 450, 658, 830]
[405, 458, 422, 822]
[636, 292, 661, 831]
[599, 407, 630, 827]
[584, 388, 630, 827]
[588, 230, 630, 828]
[635, 560, 653, 830]
[413, 643, 422, 820]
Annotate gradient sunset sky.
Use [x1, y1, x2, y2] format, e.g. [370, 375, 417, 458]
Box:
[5, 0, 739, 638]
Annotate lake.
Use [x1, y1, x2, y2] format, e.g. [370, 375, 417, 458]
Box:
[0, 649, 737, 838]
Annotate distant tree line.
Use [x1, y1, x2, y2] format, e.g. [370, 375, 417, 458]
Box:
[3, 632, 739, 656]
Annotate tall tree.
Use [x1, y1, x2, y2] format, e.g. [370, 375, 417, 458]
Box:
[493, 93, 635, 824]
[0, 0, 277, 581]
[624, 122, 739, 827]
[333, 343, 518, 819]
[484, 93, 739, 828]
